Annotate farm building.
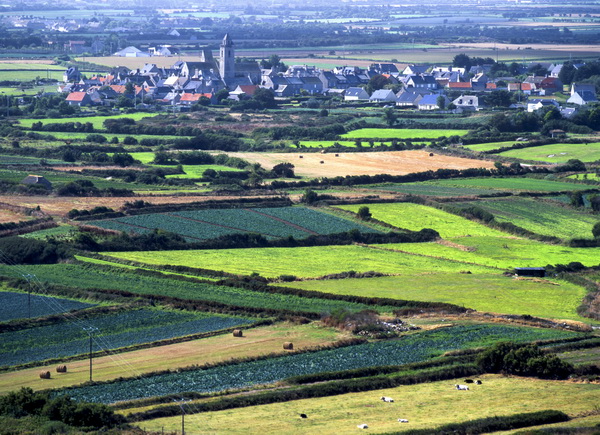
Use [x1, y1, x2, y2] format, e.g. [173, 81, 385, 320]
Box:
[21, 175, 52, 189]
[514, 267, 545, 277]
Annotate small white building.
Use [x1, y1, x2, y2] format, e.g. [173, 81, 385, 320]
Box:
[369, 89, 396, 103]
[567, 83, 598, 106]
[344, 87, 370, 101]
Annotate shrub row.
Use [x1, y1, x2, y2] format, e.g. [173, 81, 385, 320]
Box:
[381, 410, 569, 435]
[126, 363, 481, 422]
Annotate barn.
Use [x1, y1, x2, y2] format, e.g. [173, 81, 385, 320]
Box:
[21, 175, 52, 190]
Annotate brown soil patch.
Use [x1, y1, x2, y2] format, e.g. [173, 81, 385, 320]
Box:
[226, 150, 495, 178]
[0, 209, 29, 224]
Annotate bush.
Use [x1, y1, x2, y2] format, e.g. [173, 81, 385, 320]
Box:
[85, 133, 107, 144]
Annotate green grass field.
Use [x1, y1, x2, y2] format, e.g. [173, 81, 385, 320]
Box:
[463, 141, 520, 152]
[389, 236, 600, 269]
[498, 143, 600, 163]
[105, 244, 498, 279]
[337, 203, 508, 238]
[281, 274, 588, 322]
[341, 128, 470, 140]
[17, 113, 157, 130]
[0, 70, 63, 82]
[409, 177, 593, 192]
[453, 197, 599, 239]
[366, 183, 498, 196]
[165, 165, 244, 179]
[568, 173, 600, 181]
[138, 375, 600, 434]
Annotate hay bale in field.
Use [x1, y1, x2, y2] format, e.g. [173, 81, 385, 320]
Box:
[56, 365, 67, 373]
[233, 329, 243, 337]
[39, 371, 51, 379]
[299, 155, 303, 158]
[320, 160, 324, 164]
[335, 153, 339, 157]
[429, 152, 434, 156]
[283, 342, 294, 350]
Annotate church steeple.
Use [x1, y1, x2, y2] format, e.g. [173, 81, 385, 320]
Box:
[220, 34, 235, 86]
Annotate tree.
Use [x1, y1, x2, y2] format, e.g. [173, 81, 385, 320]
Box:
[453, 53, 472, 70]
[436, 95, 446, 110]
[382, 107, 398, 127]
[570, 191, 585, 208]
[301, 189, 319, 204]
[593, 221, 600, 238]
[252, 88, 277, 109]
[367, 74, 391, 93]
[357, 206, 372, 220]
[271, 162, 295, 178]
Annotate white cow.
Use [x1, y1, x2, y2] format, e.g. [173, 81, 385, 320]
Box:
[398, 419, 409, 423]
[381, 396, 394, 403]
[455, 384, 469, 390]
[357, 424, 369, 429]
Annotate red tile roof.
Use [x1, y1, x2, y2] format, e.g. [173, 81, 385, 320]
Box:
[65, 92, 87, 102]
[448, 82, 472, 89]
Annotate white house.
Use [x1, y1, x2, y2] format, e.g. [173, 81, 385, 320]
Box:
[114, 46, 150, 57]
[567, 83, 598, 105]
[527, 98, 560, 112]
[369, 89, 396, 103]
[452, 95, 482, 111]
[344, 87, 370, 101]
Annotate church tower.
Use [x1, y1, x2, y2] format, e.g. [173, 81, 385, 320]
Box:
[220, 34, 235, 86]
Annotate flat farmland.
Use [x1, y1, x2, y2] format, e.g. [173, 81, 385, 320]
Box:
[463, 141, 521, 152]
[280, 274, 588, 322]
[366, 182, 498, 197]
[138, 375, 600, 434]
[403, 177, 593, 192]
[0, 322, 344, 394]
[453, 197, 599, 239]
[0, 291, 95, 322]
[105, 245, 499, 278]
[498, 142, 600, 162]
[17, 113, 157, 130]
[0, 209, 29, 224]
[389, 236, 600, 269]
[224, 150, 495, 178]
[341, 128, 470, 140]
[337, 203, 508, 238]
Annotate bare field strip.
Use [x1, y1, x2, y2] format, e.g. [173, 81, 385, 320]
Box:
[0, 322, 344, 394]
[138, 375, 600, 434]
[0, 209, 29, 224]
[225, 151, 495, 178]
[0, 195, 276, 217]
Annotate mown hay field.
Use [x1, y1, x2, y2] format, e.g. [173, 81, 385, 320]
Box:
[279, 273, 588, 322]
[225, 150, 495, 178]
[498, 142, 600, 163]
[105, 244, 499, 278]
[17, 112, 157, 130]
[0, 322, 344, 394]
[138, 375, 600, 434]
[463, 141, 521, 152]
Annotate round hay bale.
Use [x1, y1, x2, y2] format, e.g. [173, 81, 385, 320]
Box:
[299, 155, 303, 158]
[335, 153, 339, 157]
[56, 365, 67, 373]
[429, 152, 434, 156]
[283, 342, 294, 350]
[233, 329, 243, 337]
[39, 371, 51, 379]
[320, 160, 324, 164]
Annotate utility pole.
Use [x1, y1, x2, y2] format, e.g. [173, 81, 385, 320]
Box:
[22, 273, 34, 318]
[83, 327, 98, 381]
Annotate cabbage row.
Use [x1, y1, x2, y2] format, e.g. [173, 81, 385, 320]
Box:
[0, 291, 95, 322]
[63, 324, 578, 404]
[0, 308, 253, 367]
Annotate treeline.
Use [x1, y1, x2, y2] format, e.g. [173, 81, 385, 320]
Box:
[269, 166, 540, 189]
[253, 124, 346, 140]
[0, 237, 71, 264]
[81, 228, 440, 252]
[0, 217, 56, 238]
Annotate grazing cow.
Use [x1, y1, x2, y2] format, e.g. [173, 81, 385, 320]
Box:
[381, 396, 394, 403]
[475, 380, 482, 385]
[300, 413, 308, 419]
[398, 419, 409, 423]
[455, 384, 469, 390]
[357, 424, 369, 429]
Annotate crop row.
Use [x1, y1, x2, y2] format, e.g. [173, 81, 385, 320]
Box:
[0, 307, 253, 367]
[62, 324, 579, 404]
[0, 264, 392, 314]
[0, 291, 95, 323]
[89, 207, 378, 241]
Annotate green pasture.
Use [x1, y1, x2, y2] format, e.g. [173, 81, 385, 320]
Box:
[166, 165, 244, 179]
[498, 142, 600, 163]
[568, 173, 600, 181]
[20, 225, 75, 240]
[341, 128, 470, 140]
[0, 70, 63, 82]
[43, 131, 185, 142]
[389, 236, 600, 270]
[105, 244, 499, 279]
[463, 141, 520, 152]
[366, 183, 498, 197]
[0, 63, 64, 71]
[128, 152, 155, 164]
[453, 197, 599, 240]
[282, 273, 588, 322]
[139, 375, 600, 434]
[17, 113, 157, 130]
[0, 85, 51, 96]
[411, 177, 593, 192]
[337, 203, 508, 238]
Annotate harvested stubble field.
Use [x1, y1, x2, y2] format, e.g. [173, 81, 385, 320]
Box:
[138, 375, 600, 434]
[281, 273, 588, 322]
[0, 322, 344, 394]
[0, 209, 30, 224]
[225, 150, 495, 178]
